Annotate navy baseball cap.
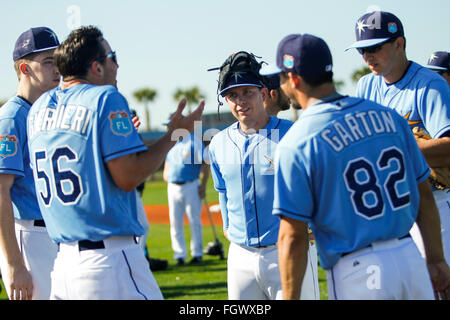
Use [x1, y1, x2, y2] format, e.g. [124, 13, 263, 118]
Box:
[346, 11, 404, 50]
[259, 34, 333, 80]
[219, 71, 264, 96]
[13, 27, 59, 61]
[425, 51, 449, 71]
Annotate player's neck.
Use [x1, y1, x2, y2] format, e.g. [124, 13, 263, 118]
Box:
[60, 78, 91, 90]
[382, 57, 410, 84]
[16, 81, 43, 105]
[303, 83, 337, 110]
[239, 114, 271, 133]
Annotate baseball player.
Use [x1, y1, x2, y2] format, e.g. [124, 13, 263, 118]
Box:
[208, 51, 319, 300]
[26, 26, 204, 300]
[0, 27, 60, 300]
[261, 74, 291, 116]
[346, 11, 450, 264]
[163, 130, 209, 265]
[425, 51, 450, 85]
[262, 33, 450, 300]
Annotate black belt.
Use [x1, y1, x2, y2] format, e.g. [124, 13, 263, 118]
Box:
[58, 237, 139, 252]
[171, 180, 194, 185]
[33, 220, 46, 227]
[341, 234, 411, 257]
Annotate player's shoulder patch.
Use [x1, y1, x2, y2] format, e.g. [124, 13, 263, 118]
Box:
[108, 111, 133, 136]
[0, 135, 18, 158]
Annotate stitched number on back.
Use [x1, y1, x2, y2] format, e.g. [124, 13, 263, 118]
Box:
[344, 147, 410, 220]
[378, 148, 410, 209]
[35, 151, 52, 206]
[34, 146, 83, 206]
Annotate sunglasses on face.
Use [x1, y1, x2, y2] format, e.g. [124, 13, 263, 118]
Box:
[357, 38, 397, 55]
[96, 51, 117, 64]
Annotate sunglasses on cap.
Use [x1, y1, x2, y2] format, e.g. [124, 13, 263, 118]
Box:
[96, 51, 117, 64]
[357, 38, 397, 55]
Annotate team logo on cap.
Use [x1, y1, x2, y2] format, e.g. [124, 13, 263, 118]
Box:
[283, 55, 294, 69]
[428, 53, 438, 63]
[109, 111, 133, 136]
[0, 135, 18, 158]
[388, 22, 397, 34]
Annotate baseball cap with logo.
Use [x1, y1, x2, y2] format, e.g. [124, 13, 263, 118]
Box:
[219, 72, 264, 96]
[259, 33, 333, 81]
[425, 51, 450, 71]
[346, 11, 404, 50]
[13, 27, 60, 61]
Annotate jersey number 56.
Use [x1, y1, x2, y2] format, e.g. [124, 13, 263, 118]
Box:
[34, 146, 83, 206]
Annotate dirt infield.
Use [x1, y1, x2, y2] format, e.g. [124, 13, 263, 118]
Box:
[144, 203, 223, 226]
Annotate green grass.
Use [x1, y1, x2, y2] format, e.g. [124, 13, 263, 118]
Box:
[0, 173, 329, 300]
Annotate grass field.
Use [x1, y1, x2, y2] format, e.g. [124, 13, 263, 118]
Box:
[0, 173, 329, 300]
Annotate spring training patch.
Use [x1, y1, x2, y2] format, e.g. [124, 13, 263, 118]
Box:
[0, 135, 18, 158]
[109, 111, 132, 136]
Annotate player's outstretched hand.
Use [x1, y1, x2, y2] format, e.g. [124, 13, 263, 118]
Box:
[427, 261, 450, 300]
[6, 264, 33, 300]
[166, 98, 205, 135]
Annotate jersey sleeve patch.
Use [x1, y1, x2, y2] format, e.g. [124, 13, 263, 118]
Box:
[0, 135, 18, 158]
[109, 111, 133, 136]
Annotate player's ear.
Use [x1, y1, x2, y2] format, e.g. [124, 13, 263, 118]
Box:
[288, 72, 300, 89]
[260, 87, 269, 100]
[19, 62, 30, 75]
[269, 89, 278, 100]
[90, 61, 103, 77]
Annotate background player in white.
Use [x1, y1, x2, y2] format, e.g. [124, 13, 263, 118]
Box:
[346, 11, 450, 264]
[261, 74, 291, 117]
[263, 33, 450, 300]
[425, 51, 450, 85]
[0, 27, 60, 300]
[163, 129, 209, 265]
[27, 25, 204, 300]
[208, 51, 319, 300]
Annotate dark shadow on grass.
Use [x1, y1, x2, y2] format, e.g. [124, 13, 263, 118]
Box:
[160, 281, 228, 299]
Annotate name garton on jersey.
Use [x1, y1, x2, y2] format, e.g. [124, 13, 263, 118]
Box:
[28, 104, 93, 139]
[320, 109, 397, 152]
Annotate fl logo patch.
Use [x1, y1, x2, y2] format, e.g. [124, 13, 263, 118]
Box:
[109, 111, 133, 136]
[0, 135, 18, 158]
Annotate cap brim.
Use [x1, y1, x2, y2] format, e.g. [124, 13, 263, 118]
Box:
[219, 83, 263, 96]
[345, 38, 390, 51]
[425, 65, 447, 71]
[259, 63, 282, 76]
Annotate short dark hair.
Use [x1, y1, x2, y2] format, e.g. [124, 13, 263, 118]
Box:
[302, 71, 334, 87]
[54, 25, 105, 80]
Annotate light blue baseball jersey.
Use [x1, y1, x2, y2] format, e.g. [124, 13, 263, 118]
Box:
[0, 96, 42, 220]
[166, 133, 206, 183]
[209, 116, 293, 247]
[356, 61, 450, 138]
[27, 84, 147, 243]
[273, 96, 430, 270]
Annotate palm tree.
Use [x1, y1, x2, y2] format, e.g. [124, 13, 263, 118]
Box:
[133, 88, 157, 131]
[173, 86, 205, 114]
[351, 66, 371, 84]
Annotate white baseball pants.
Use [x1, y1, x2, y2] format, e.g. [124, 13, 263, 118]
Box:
[327, 236, 434, 300]
[167, 180, 203, 260]
[0, 219, 57, 300]
[410, 188, 450, 264]
[227, 242, 320, 300]
[50, 236, 163, 300]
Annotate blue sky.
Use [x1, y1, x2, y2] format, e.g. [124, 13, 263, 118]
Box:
[1, 0, 449, 130]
